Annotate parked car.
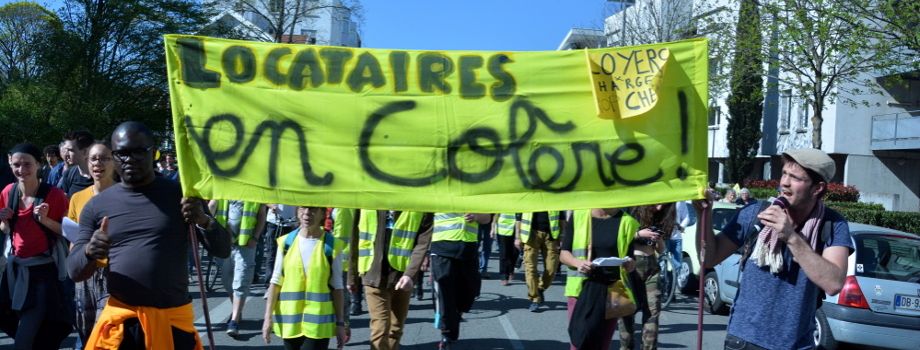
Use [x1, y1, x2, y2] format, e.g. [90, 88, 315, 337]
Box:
[704, 221, 920, 350]
[676, 201, 741, 294]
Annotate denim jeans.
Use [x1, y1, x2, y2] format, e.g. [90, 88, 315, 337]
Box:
[478, 228, 493, 272]
[724, 334, 769, 350]
[666, 239, 682, 268]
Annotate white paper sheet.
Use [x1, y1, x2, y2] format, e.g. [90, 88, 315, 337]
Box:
[62, 217, 80, 244]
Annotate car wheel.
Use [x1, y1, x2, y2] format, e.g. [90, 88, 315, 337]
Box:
[814, 308, 838, 350]
[704, 271, 729, 315]
[678, 255, 698, 294]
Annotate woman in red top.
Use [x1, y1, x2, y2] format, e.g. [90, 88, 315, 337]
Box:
[0, 143, 71, 349]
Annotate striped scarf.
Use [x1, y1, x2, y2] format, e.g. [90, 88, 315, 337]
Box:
[751, 200, 825, 273]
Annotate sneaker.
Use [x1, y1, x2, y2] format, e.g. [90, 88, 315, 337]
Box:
[480, 271, 491, 279]
[226, 320, 239, 337]
[529, 302, 539, 312]
[439, 335, 453, 349]
[501, 279, 508, 286]
[508, 273, 514, 282]
[538, 290, 545, 305]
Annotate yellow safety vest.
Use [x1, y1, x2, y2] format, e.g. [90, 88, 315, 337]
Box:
[357, 210, 425, 273]
[520, 212, 561, 243]
[272, 231, 342, 339]
[215, 200, 260, 246]
[495, 213, 516, 237]
[564, 209, 638, 300]
[332, 208, 356, 272]
[432, 213, 478, 243]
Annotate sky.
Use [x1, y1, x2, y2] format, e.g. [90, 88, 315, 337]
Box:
[4, 0, 616, 52]
[350, 1, 612, 52]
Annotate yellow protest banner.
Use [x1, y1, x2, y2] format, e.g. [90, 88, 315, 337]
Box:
[164, 35, 709, 213]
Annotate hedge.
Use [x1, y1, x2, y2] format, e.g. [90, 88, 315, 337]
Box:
[832, 208, 920, 237]
[739, 179, 860, 202]
[826, 201, 885, 211]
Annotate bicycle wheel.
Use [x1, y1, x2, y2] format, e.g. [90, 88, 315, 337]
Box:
[205, 255, 221, 292]
[658, 254, 677, 309]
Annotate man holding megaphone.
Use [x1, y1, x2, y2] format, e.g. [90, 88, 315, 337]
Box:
[693, 148, 854, 350]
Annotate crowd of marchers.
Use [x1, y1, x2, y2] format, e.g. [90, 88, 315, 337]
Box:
[0, 125, 849, 350]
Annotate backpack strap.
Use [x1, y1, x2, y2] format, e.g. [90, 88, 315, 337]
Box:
[7, 184, 19, 234]
[282, 230, 334, 263]
[5, 183, 57, 255]
[283, 229, 298, 255]
[739, 201, 772, 271]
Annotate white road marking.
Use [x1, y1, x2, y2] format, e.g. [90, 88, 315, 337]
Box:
[498, 315, 525, 350]
[194, 297, 238, 334]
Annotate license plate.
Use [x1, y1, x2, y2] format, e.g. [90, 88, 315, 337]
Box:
[895, 295, 920, 311]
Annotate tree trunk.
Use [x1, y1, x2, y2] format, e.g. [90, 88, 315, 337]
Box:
[811, 100, 823, 149]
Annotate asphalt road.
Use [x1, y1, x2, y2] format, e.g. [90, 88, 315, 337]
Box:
[0, 256, 894, 349]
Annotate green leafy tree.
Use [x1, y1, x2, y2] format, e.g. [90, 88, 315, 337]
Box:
[0, 0, 230, 149]
[725, 0, 764, 183]
[761, 0, 899, 149]
[0, 2, 60, 85]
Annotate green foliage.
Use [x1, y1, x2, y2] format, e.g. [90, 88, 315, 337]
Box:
[826, 201, 885, 211]
[748, 188, 777, 200]
[745, 179, 779, 190]
[757, 0, 911, 150]
[725, 0, 763, 183]
[833, 208, 920, 236]
[877, 211, 920, 236]
[0, 0, 224, 153]
[835, 208, 882, 226]
[744, 179, 860, 202]
[824, 183, 860, 202]
[0, 2, 60, 84]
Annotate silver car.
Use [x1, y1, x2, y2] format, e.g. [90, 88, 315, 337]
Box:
[705, 222, 920, 350]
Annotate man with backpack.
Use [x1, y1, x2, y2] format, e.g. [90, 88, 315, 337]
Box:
[693, 148, 854, 350]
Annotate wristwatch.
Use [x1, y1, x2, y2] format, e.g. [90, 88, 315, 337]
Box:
[196, 214, 215, 231]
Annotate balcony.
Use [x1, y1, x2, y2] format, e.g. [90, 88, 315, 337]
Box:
[871, 110, 920, 151]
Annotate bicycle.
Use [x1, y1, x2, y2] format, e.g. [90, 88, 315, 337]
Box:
[658, 250, 679, 310]
[194, 241, 221, 292]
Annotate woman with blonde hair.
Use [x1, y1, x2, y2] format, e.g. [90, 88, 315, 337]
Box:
[721, 189, 737, 203]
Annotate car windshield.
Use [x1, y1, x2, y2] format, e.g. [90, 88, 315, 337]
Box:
[684, 203, 738, 232]
[854, 235, 920, 282]
[712, 208, 737, 231]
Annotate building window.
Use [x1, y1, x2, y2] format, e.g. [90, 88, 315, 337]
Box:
[708, 105, 720, 126]
[797, 99, 808, 132]
[779, 90, 791, 133]
[269, 0, 281, 13]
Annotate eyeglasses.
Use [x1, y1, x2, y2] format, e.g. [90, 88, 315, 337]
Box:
[298, 206, 325, 212]
[113, 145, 155, 162]
[89, 157, 113, 165]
